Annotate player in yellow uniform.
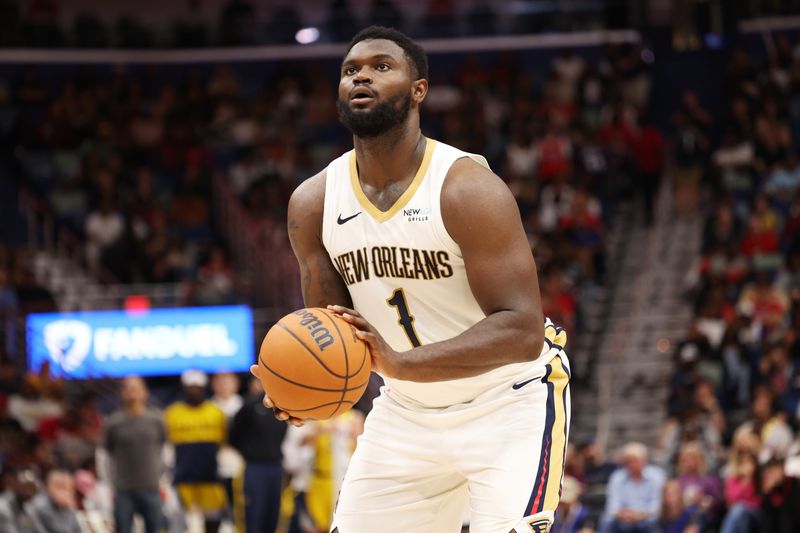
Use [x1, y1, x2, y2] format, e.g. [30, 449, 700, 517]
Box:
[164, 370, 228, 533]
[253, 26, 570, 532]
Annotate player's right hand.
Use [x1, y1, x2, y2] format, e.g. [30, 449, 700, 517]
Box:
[249, 364, 304, 427]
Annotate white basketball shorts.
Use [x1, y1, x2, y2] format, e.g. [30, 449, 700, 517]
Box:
[331, 353, 571, 533]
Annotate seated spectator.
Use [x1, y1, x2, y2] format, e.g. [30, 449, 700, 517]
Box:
[38, 393, 102, 470]
[736, 270, 789, 334]
[564, 443, 587, 485]
[7, 375, 62, 433]
[540, 268, 577, 335]
[657, 479, 702, 533]
[737, 386, 794, 465]
[600, 442, 666, 533]
[83, 197, 125, 275]
[702, 203, 741, 253]
[553, 475, 593, 533]
[711, 132, 755, 216]
[755, 343, 800, 417]
[190, 244, 240, 306]
[721, 426, 761, 478]
[763, 152, 800, 207]
[579, 440, 618, 489]
[739, 215, 780, 259]
[674, 441, 723, 525]
[0, 467, 40, 533]
[28, 468, 81, 533]
[760, 459, 800, 532]
[720, 449, 760, 533]
[169, 171, 211, 241]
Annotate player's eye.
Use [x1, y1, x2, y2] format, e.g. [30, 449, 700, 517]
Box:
[344, 66, 357, 76]
[376, 63, 390, 71]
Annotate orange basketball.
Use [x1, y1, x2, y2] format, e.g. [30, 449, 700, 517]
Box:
[258, 307, 371, 420]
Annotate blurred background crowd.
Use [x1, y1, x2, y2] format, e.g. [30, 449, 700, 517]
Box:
[0, 0, 799, 532]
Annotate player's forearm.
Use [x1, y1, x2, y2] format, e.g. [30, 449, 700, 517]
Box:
[393, 310, 544, 382]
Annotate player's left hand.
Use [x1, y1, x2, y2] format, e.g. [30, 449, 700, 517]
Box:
[327, 305, 403, 378]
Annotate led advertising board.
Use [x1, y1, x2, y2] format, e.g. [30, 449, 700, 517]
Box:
[26, 306, 254, 378]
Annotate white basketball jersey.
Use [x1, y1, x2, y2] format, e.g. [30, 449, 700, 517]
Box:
[322, 138, 555, 408]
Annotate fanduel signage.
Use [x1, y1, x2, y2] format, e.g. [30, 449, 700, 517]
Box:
[27, 306, 254, 378]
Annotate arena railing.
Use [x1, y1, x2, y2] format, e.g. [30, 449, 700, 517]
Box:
[18, 188, 187, 311]
[0, 29, 640, 64]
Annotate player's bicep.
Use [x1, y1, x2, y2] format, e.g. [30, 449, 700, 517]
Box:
[287, 173, 352, 308]
[443, 160, 542, 318]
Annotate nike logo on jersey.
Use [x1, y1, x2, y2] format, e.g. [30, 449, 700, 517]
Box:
[512, 377, 537, 390]
[337, 212, 362, 225]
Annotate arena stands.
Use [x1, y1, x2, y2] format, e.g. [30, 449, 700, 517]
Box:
[654, 35, 800, 532]
[0, 0, 615, 48]
[2, 3, 800, 533]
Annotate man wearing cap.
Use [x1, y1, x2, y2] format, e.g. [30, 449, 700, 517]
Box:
[165, 370, 228, 533]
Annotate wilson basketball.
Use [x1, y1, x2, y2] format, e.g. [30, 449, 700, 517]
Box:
[258, 307, 371, 420]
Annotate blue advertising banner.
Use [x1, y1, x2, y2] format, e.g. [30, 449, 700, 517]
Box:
[26, 306, 254, 379]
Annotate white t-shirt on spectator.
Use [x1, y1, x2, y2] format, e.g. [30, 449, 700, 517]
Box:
[85, 211, 124, 248]
[8, 395, 63, 432]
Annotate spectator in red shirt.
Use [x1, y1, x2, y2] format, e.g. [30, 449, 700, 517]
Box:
[631, 117, 665, 226]
[740, 215, 780, 258]
[535, 117, 573, 182]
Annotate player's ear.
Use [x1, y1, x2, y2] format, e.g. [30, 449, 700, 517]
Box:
[412, 78, 428, 104]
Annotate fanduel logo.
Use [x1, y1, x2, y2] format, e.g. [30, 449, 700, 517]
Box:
[43, 319, 92, 372]
[94, 324, 238, 361]
[44, 320, 239, 370]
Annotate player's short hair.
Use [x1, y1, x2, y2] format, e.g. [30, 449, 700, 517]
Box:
[347, 26, 428, 80]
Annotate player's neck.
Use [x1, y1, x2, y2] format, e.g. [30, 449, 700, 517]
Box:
[352, 121, 424, 187]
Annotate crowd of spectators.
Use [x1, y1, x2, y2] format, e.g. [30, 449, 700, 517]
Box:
[630, 33, 800, 532]
[0, 363, 364, 533]
[3, 40, 658, 339]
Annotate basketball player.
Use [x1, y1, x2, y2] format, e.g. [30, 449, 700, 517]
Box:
[251, 26, 571, 532]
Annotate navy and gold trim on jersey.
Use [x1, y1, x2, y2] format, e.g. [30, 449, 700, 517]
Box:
[543, 320, 567, 354]
[349, 139, 436, 222]
[525, 354, 570, 516]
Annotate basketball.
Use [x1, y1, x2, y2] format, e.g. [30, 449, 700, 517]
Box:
[258, 307, 371, 420]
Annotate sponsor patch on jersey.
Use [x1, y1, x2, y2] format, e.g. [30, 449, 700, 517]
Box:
[403, 207, 431, 222]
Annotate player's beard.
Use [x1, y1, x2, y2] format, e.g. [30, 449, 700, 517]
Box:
[337, 92, 412, 138]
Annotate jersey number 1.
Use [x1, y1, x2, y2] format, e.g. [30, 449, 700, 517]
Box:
[387, 289, 421, 347]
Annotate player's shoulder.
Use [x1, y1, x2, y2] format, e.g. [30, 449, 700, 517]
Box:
[289, 169, 327, 212]
[441, 155, 515, 212]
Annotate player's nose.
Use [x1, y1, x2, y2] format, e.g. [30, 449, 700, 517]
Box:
[352, 70, 372, 84]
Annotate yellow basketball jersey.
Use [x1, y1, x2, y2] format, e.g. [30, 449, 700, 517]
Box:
[322, 138, 563, 408]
